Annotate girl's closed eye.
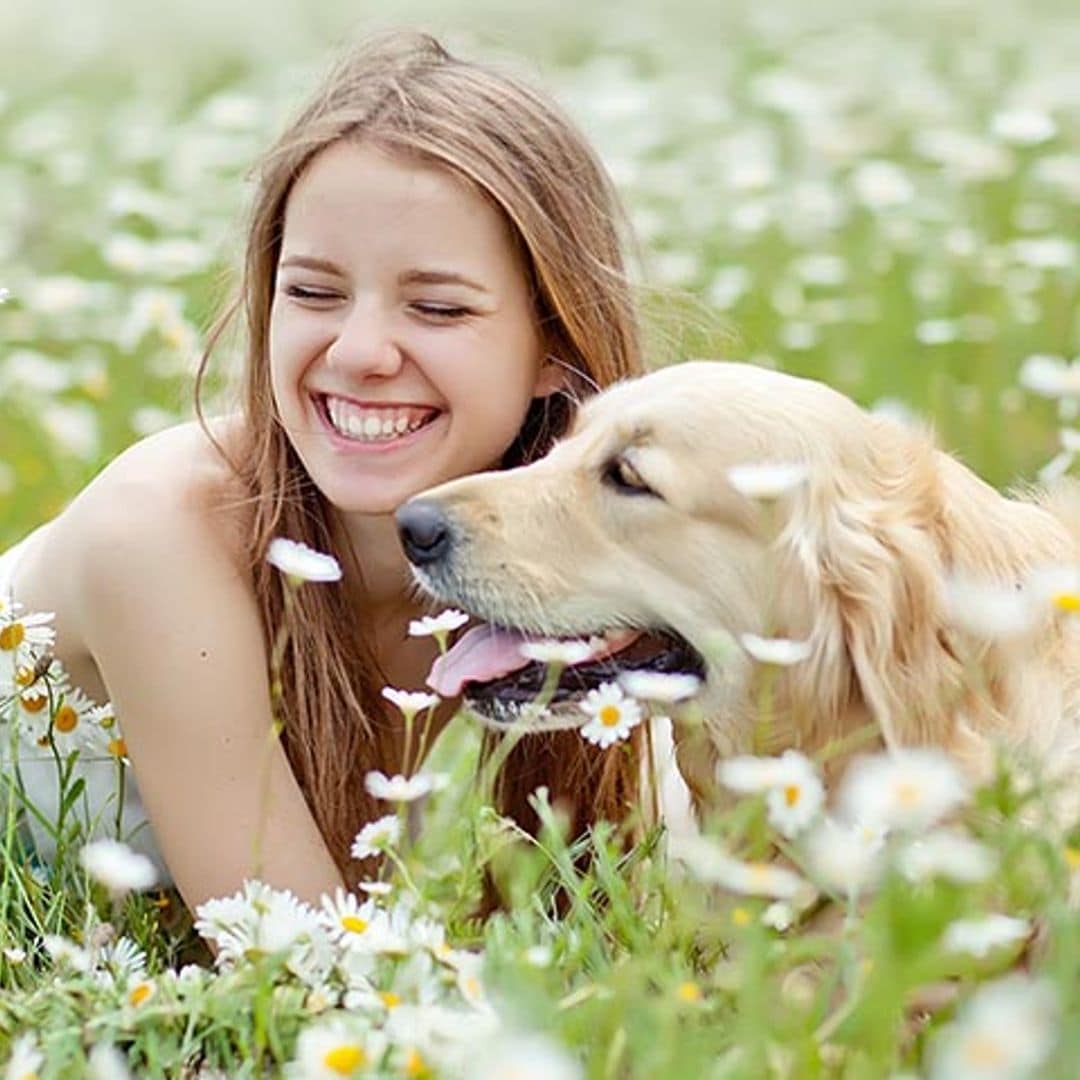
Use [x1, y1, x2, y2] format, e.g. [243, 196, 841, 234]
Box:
[282, 284, 341, 302]
[409, 302, 473, 320]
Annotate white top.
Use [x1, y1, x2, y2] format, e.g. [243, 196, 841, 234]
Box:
[0, 528, 171, 884]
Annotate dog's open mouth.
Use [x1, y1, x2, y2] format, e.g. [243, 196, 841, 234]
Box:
[426, 624, 706, 725]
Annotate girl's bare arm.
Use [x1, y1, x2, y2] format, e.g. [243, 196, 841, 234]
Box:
[72, 486, 345, 911]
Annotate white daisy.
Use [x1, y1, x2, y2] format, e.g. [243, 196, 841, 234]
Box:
[80, 839, 157, 895]
[718, 750, 824, 838]
[364, 771, 448, 803]
[87, 1041, 133, 1080]
[991, 108, 1057, 147]
[929, 975, 1058, 1079]
[407, 609, 469, 638]
[669, 833, 810, 900]
[727, 462, 809, 499]
[96, 936, 148, 983]
[898, 830, 997, 885]
[617, 670, 702, 702]
[1018, 353, 1080, 398]
[837, 749, 968, 832]
[519, 638, 596, 665]
[762, 901, 795, 932]
[4, 1034, 43, 1080]
[350, 815, 402, 860]
[472, 1033, 583, 1080]
[266, 538, 342, 583]
[380, 687, 439, 720]
[578, 682, 644, 748]
[3, 947, 25, 964]
[740, 633, 812, 665]
[289, 1020, 387, 1079]
[802, 816, 887, 898]
[942, 915, 1031, 958]
[42, 934, 92, 972]
[319, 890, 408, 955]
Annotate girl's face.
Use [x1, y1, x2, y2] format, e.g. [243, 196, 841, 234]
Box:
[269, 140, 559, 515]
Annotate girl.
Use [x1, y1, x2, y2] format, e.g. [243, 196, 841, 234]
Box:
[1, 31, 648, 911]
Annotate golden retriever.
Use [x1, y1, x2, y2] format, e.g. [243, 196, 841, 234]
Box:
[397, 361, 1080, 821]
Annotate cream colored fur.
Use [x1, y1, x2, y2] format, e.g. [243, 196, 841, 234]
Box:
[412, 362, 1080, 823]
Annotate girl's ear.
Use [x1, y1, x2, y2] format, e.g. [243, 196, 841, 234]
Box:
[533, 354, 568, 399]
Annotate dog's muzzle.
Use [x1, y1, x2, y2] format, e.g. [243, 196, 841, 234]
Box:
[396, 498, 453, 567]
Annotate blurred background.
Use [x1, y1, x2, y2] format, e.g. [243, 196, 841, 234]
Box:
[2, 0, 1078, 547]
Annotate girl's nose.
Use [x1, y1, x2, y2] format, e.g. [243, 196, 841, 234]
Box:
[325, 300, 404, 377]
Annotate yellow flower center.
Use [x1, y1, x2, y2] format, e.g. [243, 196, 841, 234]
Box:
[732, 907, 752, 927]
[108, 738, 127, 758]
[379, 991, 402, 1008]
[894, 780, 920, 807]
[677, 981, 702, 1002]
[14, 666, 35, 687]
[1053, 591, 1080, 613]
[324, 1045, 365, 1074]
[54, 705, 78, 733]
[599, 704, 621, 727]
[1064, 846, 1080, 871]
[963, 1034, 1007, 1068]
[128, 982, 154, 1006]
[0, 623, 25, 650]
[783, 784, 801, 807]
[403, 1048, 429, 1077]
[463, 975, 481, 998]
[341, 915, 368, 934]
[20, 694, 47, 714]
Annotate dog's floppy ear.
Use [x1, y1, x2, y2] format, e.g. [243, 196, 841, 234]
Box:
[778, 417, 961, 751]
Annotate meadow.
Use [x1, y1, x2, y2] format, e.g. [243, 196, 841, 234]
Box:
[1, 0, 1078, 1075]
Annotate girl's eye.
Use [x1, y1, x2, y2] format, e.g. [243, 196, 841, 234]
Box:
[283, 285, 340, 302]
[410, 303, 471, 320]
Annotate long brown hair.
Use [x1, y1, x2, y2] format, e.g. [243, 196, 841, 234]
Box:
[196, 31, 648, 884]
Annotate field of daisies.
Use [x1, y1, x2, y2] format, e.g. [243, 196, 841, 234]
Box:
[2, 0, 1079, 1076]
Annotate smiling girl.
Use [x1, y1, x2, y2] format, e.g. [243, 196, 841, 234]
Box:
[1, 32, 647, 910]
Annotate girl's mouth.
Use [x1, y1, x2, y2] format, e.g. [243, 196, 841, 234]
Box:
[315, 394, 443, 449]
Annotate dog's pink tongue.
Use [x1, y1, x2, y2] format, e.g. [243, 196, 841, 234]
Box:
[427, 624, 533, 697]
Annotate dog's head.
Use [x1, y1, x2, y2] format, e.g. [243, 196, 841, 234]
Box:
[397, 361, 1069, 757]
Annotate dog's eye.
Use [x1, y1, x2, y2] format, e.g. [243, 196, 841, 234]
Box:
[603, 457, 657, 497]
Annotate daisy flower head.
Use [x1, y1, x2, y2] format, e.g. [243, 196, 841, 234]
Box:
[87, 1041, 133, 1080]
[1018, 353, 1080, 399]
[764, 753, 825, 838]
[289, 1019, 387, 1079]
[380, 686, 440, 720]
[739, 633, 812, 666]
[727, 462, 809, 500]
[669, 833, 810, 900]
[942, 914, 1031, 958]
[266, 538, 342, 584]
[364, 771, 448, 803]
[802, 816, 887, 898]
[319, 889, 408, 955]
[4, 1034, 43, 1080]
[42, 934, 92, 972]
[407, 609, 469, 651]
[837, 748, 968, 832]
[578, 681, 644, 748]
[928, 975, 1058, 1080]
[519, 638, 595, 665]
[80, 839, 158, 896]
[898, 830, 997, 885]
[617, 669, 702, 703]
[350, 814, 402, 860]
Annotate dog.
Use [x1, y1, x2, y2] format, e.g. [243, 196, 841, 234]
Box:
[396, 361, 1080, 823]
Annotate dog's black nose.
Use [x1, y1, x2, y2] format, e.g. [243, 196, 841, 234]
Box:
[396, 499, 453, 565]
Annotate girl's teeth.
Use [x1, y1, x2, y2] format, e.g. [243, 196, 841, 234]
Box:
[325, 397, 432, 443]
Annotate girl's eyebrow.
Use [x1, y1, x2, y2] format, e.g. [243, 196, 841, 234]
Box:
[278, 255, 490, 295]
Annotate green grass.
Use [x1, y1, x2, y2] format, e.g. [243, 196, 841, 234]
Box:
[2, 1, 1079, 1075]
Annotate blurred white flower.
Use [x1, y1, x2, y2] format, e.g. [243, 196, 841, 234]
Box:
[42, 934, 92, 972]
[0, 286, 10, 304]
[1012, 237, 1075, 271]
[941, 574, 1041, 641]
[80, 839, 157, 895]
[929, 975, 1057, 1079]
[942, 914, 1030, 958]
[837, 750, 968, 832]
[1019, 353, 1080, 398]
[290, 1020, 387, 1080]
[617, 669, 701, 703]
[718, 750, 824, 837]
[408, 609, 469, 639]
[740, 633, 812, 665]
[519, 639, 595, 665]
[898, 830, 997, 884]
[4, 1034, 44, 1080]
[578, 682, 644, 748]
[670, 834, 810, 900]
[380, 686, 439, 720]
[802, 816, 887, 898]
[762, 901, 795, 932]
[266, 538, 342, 583]
[851, 160, 915, 209]
[350, 815, 402, 860]
[87, 1041, 134, 1080]
[40, 401, 101, 460]
[991, 108, 1057, 146]
[727, 462, 808, 499]
[364, 771, 447, 802]
[473, 1033, 582, 1080]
